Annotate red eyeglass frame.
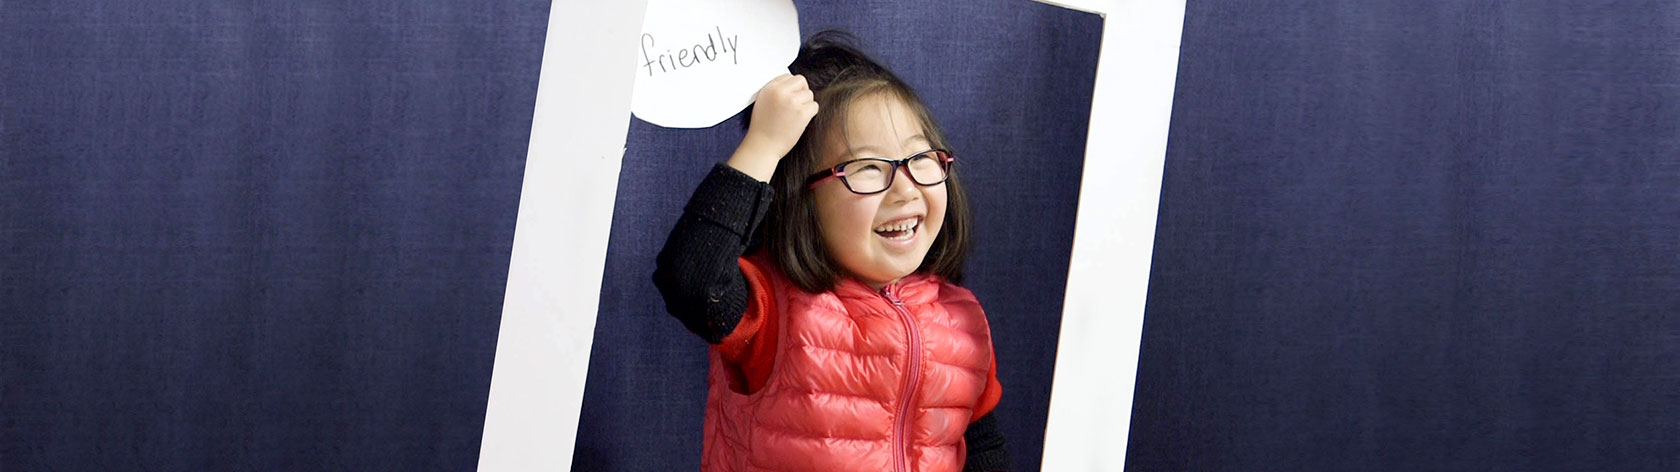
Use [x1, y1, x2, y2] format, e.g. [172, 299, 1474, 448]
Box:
[803, 149, 955, 194]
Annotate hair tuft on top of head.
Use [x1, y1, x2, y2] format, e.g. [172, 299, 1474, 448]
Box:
[789, 31, 898, 90]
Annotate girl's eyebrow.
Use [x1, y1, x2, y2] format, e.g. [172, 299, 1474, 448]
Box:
[842, 134, 931, 158]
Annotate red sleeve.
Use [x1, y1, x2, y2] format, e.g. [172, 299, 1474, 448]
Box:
[714, 255, 779, 395]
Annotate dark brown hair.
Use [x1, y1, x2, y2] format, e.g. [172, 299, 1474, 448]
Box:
[757, 31, 971, 293]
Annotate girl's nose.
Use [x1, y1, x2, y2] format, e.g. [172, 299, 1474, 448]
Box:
[886, 165, 920, 203]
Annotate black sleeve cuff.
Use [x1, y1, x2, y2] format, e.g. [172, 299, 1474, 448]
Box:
[684, 163, 774, 245]
[963, 412, 1012, 471]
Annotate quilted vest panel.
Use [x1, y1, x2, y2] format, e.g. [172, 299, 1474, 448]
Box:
[701, 268, 994, 472]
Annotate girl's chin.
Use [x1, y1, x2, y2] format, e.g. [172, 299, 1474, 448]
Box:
[850, 259, 923, 288]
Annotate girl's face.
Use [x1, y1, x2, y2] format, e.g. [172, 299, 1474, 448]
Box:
[812, 91, 947, 290]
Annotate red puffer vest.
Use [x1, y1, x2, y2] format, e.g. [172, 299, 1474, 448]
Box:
[701, 254, 1001, 472]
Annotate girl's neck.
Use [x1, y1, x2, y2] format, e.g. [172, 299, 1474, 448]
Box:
[856, 274, 905, 292]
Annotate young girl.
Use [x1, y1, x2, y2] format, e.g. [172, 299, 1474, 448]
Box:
[654, 32, 1010, 472]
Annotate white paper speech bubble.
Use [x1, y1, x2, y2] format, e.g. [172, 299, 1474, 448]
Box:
[631, 0, 801, 129]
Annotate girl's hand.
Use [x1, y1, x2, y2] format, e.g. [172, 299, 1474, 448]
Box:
[728, 74, 818, 182]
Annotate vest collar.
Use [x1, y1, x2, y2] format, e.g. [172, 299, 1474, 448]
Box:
[832, 272, 942, 305]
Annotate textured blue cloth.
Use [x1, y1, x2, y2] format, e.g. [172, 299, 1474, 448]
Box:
[11, 1, 1667, 471]
[2, 1, 546, 469]
[1129, 2, 1680, 470]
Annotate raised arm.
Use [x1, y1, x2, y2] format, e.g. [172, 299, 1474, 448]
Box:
[652, 74, 816, 343]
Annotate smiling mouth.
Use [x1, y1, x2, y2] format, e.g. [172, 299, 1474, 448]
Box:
[872, 216, 921, 241]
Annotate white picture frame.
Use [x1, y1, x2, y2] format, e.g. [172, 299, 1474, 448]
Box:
[476, 1, 1186, 470]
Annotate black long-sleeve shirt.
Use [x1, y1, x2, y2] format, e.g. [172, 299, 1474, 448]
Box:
[652, 163, 1012, 472]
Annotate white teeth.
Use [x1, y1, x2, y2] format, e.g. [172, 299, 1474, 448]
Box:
[873, 217, 920, 235]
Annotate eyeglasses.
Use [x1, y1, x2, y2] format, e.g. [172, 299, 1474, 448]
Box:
[805, 150, 955, 195]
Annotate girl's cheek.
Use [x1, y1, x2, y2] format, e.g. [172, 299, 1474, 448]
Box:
[816, 192, 879, 245]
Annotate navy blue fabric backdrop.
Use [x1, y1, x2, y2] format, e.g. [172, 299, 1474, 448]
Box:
[2, 1, 547, 469]
[574, 2, 1102, 470]
[1130, 2, 1679, 470]
[9, 1, 1675, 471]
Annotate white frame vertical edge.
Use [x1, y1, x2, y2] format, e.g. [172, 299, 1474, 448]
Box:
[478, 1, 649, 470]
[1037, 1, 1185, 470]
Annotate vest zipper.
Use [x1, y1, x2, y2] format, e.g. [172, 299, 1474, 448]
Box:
[881, 283, 920, 472]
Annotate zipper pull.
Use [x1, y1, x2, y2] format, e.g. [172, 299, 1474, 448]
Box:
[881, 284, 905, 307]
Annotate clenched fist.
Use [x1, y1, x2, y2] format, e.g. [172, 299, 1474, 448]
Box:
[727, 74, 818, 182]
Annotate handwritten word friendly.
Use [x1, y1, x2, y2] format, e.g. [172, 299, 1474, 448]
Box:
[641, 26, 740, 77]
